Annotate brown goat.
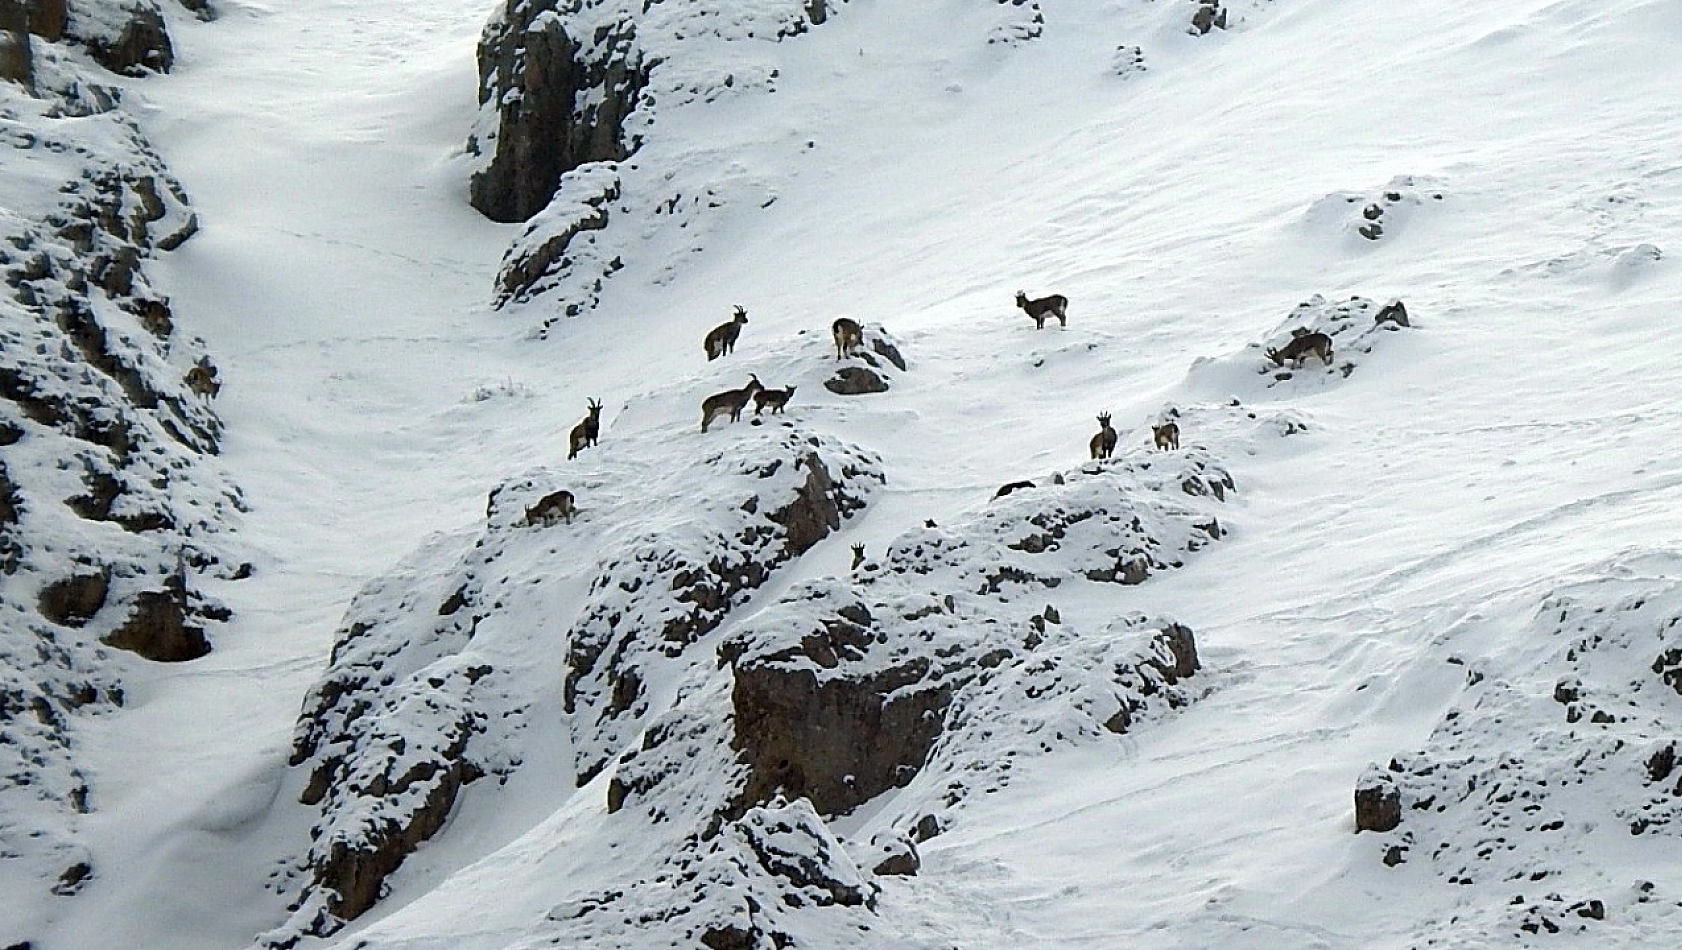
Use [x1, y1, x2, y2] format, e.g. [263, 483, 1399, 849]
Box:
[525, 489, 575, 526]
[704, 306, 749, 361]
[1089, 412, 1117, 460]
[1016, 290, 1068, 329]
[1266, 331, 1334, 368]
[1152, 421, 1180, 451]
[753, 385, 796, 415]
[832, 317, 863, 360]
[568, 398, 603, 459]
[701, 375, 763, 432]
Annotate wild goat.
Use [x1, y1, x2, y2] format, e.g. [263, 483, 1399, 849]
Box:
[524, 489, 575, 526]
[184, 357, 220, 398]
[1089, 412, 1117, 460]
[850, 544, 866, 570]
[568, 398, 603, 459]
[704, 306, 749, 361]
[753, 385, 796, 415]
[1266, 331, 1334, 368]
[1152, 421, 1180, 451]
[701, 375, 763, 432]
[832, 317, 863, 360]
[1016, 290, 1068, 329]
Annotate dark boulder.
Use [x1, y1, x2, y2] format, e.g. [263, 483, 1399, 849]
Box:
[102, 588, 210, 662]
[823, 366, 888, 396]
[38, 571, 108, 627]
[1354, 764, 1402, 833]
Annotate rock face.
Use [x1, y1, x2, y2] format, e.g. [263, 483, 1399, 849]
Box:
[1353, 764, 1402, 833]
[272, 423, 883, 942]
[469, 0, 841, 314]
[1, 7, 237, 935]
[585, 448, 1228, 947]
[1360, 552, 1682, 943]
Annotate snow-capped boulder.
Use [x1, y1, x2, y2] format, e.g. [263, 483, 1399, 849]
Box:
[1186, 293, 1415, 398]
[1304, 174, 1447, 245]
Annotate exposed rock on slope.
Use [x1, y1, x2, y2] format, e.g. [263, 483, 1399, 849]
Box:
[272, 423, 883, 942]
[1, 7, 239, 941]
[583, 451, 1229, 948]
[1363, 551, 1682, 945]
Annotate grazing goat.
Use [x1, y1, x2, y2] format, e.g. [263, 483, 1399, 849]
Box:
[1152, 421, 1180, 451]
[525, 489, 575, 526]
[184, 357, 220, 398]
[701, 375, 763, 432]
[1266, 331, 1334, 368]
[704, 306, 749, 361]
[832, 317, 864, 360]
[1089, 412, 1118, 460]
[1016, 290, 1068, 329]
[568, 398, 603, 459]
[753, 385, 796, 415]
[850, 544, 866, 570]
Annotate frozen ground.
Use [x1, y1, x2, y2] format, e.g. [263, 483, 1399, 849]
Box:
[20, 0, 1682, 947]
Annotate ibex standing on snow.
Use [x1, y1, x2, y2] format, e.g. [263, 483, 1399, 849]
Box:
[1016, 290, 1068, 329]
[568, 398, 603, 459]
[701, 375, 764, 432]
[524, 489, 575, 526]
[850, 544, 866, 570]
[1089, 412, 1118, 460]
[704, 306, 749, 361]
[753, 385, 796, 415]
[1152, 421, 1180, 451]
[1266, 330, 1334, 369]
[832, 317, 863, 360]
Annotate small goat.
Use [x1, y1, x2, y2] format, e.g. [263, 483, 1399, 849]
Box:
[704, 306, 749, 361]
[1152, 421, 1180, 451]
[850, 544, 866, 570]
[753, 385, 796, 415]
[832, 317, 864, 360]
[701, 375, 763, 432]
[1016, 290, 1068, 329]
[1266, 331, 1334, 368]
[1089, 412, 1118, 460]
[568, 398, 603, 459]
[525, 489, 575, 526]
[184, 357, 220, 398]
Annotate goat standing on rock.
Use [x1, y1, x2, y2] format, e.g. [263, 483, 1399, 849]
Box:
[1016, 290, 1068, 329]
[704, 306, 749, 360]
[1266, 330, 1334, 369]
[832, 317, 863, 360]
[701, 375, 763, 432]
[568, 398, 603, 459]
[1089, 412, 1118, 460]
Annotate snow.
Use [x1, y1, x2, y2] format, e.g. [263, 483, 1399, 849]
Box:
[7, 0, 1682, 947]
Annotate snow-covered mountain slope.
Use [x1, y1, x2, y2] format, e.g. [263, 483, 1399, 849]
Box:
[7, 0, 1682, 948]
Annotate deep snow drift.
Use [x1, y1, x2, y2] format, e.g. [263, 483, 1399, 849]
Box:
[5, 0, 1682, 948]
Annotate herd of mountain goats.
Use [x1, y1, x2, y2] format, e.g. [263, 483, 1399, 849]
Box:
[524, 289, 1341, 530]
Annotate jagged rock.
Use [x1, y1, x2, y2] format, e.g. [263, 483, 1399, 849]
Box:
[37, 571, 108, 627]
[274, 425, 882, 942]
[824, 366, 888, 395]
[102, 588, 210, 662]
[25, 0, 65, 41]
[1353, 765, 1402, 833]
[865, 827, 920, 876]
[77, 1, 173, 76]
[1189, 1, 1227, 35]
[1, 0, 32, 91]
[470, 1, 646, 223]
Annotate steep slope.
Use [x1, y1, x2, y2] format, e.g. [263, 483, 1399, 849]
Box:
[8, 0, 1682, 948]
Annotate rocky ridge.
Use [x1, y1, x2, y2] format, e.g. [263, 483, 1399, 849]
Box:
[1, 2, 241, 942]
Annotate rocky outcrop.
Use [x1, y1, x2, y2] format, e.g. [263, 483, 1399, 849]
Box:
[1, 10, 237, 932]
[1, 1, 32, 91]
[272, 423, 883, 942]
[1361, 552, 1682, 944]
[470, 0, 841, 313]
[824, 323, 906, 395]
